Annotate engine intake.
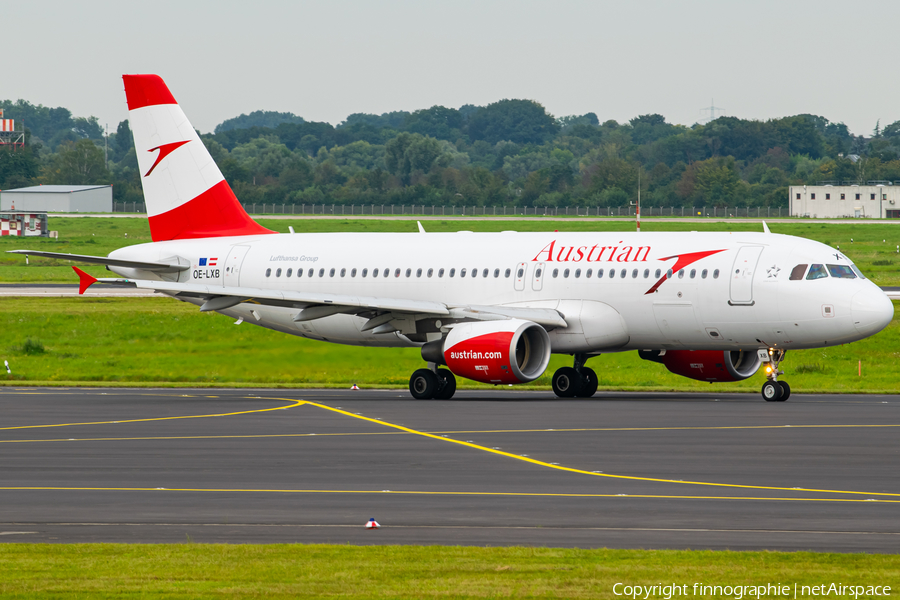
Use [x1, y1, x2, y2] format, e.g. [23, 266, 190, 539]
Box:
[639, 349, 761, 382]
[422, 319, 551, 385]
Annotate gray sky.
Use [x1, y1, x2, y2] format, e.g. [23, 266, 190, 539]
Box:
[7, 0, 899, 136]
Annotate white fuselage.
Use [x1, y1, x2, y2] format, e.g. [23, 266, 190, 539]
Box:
[109, 230, 894, 354]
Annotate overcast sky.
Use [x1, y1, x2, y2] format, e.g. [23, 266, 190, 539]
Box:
[7, 0, 899, 136]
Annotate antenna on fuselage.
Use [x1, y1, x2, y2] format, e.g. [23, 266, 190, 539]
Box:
[417, 221, 426, 233]
[630, 168, 641, 232]
[762, 221, 771, 234]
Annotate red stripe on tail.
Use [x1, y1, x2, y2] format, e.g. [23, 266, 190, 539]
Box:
[73, 266, 98, 295]
[147, 180, 274, 241]
[123, 74, 177, 110]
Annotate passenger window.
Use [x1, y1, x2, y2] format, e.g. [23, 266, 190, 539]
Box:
[471, 268, 477, 278]
[610, 269, 616, 279]
[395, 268, 401, 278]
[586, 268, 592, 278]
[505, 268, 511, 278]
[286, 268, 292, 277]
[667, 269, 673, 278]
[632, 269, 638, 278]
[564, 268, 570, 278]
[678, 269, 684, 279]
[461, 268, 467, 277]
[298, 268, 304, 278]
[535, 268, 543, 278]
[373, 269, 379, 278]
[713, 269, 719, 279]
[493, 269, 500, 278]
[620, 269, 627, 278]
[308, 269, 314, 277]
[597, 268, 604, 278]
[827, 264, 856, 279]
[701, 269, 707, 279]
[483, 268, 488, 278]
[329, 268, 335, 277]
[265, 268, 272, 277]
[690, 269, 696, 279]
[575, 268, 581, 278]
[276, 268, 282, 277]
[439, 268, 445, 277]
[340, 268, 346, 277]
[416, 268, 422, 277]
[643, 269, 649, 278]
[427, 268, 433, 277]
[552, 268, 559, 278]
[405, 268, 411, 277]
[362, 268, 367, 277]
[318, 268, 325, 277]
[351, 268, 357, 277]
[789, 264, 808, 280]
[655, 269, 661, 278]
[517, 267, 524, 278]
[806, 264, 828, 280]
[450, 268, 456, 277]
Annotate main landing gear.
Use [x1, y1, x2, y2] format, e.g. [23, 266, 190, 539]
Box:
[409, 365, 457, 400]
[761, 348, 790, 402]
[551, 353, 598, 398]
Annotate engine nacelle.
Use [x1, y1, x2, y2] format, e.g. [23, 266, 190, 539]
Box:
[422, 319, 551, 384]
[639, 349, 762, 382]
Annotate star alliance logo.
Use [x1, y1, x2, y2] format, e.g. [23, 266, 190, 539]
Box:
[766, 265, 781, 278]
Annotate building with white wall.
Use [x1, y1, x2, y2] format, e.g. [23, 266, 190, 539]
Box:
[790, 184, 900, 218]
[0, 185, 113, 213]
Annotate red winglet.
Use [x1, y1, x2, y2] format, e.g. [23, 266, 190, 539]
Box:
[73, 266, 98, 295]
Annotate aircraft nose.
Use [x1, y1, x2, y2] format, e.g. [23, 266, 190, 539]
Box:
[851, 288, 894, 337]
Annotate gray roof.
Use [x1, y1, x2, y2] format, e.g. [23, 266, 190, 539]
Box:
[2, 185, 111, 193]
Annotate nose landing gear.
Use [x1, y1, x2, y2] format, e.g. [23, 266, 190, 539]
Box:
[761, 348, 790, 402]
[551, 353, 598, 398]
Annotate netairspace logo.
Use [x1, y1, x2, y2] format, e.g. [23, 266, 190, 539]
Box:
[612, 582, 892, 600]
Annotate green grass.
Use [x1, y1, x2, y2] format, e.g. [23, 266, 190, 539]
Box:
[2, 217, 900, 285]
[0, 544, 896, 598]
[1, 297, 897, 391]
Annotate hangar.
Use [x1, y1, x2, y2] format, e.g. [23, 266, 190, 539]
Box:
[790, 184, 900, 218]
[0, 184, 113, 213]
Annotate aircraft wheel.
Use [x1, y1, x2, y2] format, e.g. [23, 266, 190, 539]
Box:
[777, 381, 791, 402]
[433, 368, 457, 400]
[761, 380, 783, 402]
[577, 367, 598, 398]
[552, 367, 583, 398]
[409, 368, 439, 400]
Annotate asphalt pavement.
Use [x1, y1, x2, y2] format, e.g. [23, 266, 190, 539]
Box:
[1, 388, 898, 551]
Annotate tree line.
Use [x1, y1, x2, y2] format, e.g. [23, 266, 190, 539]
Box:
[3, 97, 900, 210]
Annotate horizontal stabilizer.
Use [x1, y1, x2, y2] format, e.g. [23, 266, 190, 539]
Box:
[7, 250, 189, 273]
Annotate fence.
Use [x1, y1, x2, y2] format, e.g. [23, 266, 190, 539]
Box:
[112, 202, 785, 218]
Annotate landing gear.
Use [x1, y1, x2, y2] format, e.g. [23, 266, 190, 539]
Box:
[409, 366, 456, 400]
[552, 353, 597, 398]
[761, 349, 789, 402]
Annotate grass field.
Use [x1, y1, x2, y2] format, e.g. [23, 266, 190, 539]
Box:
[1, 297, 897, 391]
[0, 544, 896, 598]
[1, 217, 899, 285]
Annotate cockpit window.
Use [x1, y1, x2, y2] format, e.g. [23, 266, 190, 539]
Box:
[827, 264, 856, 279]
[806, 264, 828, 280]
[850, 264, 867, 280]
[789, 264, 808, 280]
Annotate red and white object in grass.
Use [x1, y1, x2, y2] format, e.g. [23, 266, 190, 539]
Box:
[366, 518, 380, 530]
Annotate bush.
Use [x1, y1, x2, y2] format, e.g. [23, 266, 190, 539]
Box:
[18, 338, 46, 355]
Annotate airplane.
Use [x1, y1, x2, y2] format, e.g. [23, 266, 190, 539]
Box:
[9, 75, 895, 402]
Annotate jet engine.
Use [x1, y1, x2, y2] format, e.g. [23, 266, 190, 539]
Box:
[421, 319, 551, 385]
[638, 349, 762, 382]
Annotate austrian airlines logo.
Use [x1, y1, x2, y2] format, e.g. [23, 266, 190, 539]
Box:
[144, 140, 191, 177]
[643, 249, 726, 295]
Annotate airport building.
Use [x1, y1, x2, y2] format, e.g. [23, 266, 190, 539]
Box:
[0, 184, 113, 213]
[789, 184, 900, 218]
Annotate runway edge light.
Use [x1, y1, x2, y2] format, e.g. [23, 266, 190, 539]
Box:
[366, 518, 380, 530]
[351, 384, 360, 390]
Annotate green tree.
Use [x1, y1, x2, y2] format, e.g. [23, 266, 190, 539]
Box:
[41, 139, 108, 184]
[0, 145, 40, 189]
[468, 99, 559, 145]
